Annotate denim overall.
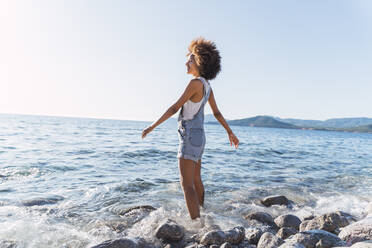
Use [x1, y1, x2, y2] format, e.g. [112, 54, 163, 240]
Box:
[177, 77, 211, 162]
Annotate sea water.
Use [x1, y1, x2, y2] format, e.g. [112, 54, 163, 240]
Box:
[0, 114, 371, 247]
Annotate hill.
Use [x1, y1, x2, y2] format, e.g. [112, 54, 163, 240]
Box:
[223, 115, 299, 129]
[345, 124, 372, 133]
[206, 115, 372, 133]
[275, 117, 372, 128]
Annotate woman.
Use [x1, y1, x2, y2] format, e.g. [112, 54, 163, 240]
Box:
[142, 37, 239, 220]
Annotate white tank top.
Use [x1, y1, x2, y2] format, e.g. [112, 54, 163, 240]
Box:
[182, 77, 210, 120]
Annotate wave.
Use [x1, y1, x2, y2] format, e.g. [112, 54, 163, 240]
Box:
[22, 195, 65, 206]
[114, 178, 157, 193]
[113, 148, 177, 160]
[66, 149, 95, 155]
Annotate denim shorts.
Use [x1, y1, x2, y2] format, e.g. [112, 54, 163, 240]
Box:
[177, 125, 206, 163]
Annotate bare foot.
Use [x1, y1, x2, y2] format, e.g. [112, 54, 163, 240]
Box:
[190, 215, 205, 229]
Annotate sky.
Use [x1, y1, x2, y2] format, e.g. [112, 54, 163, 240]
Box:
[1, 0, 371, 121]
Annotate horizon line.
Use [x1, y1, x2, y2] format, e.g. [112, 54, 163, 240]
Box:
[1, 112, 371, 123]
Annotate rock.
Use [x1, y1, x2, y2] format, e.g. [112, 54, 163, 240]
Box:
[303, 215, 315, 221]
[162, 240, 189, 248]
[279, 242, 306, 248]
[155, 219, 185, 242]
[301, 211, 352, 234]
[299, 221, 309, 232]
[220, 242, 233, 248]
[245, 228, 263, 245]
[200, 230, 227, 246]
[261, 195, 291, 207]
[112, 205, 156, 230]
[90, 238, 138, 248]
[198, 226, 246, 246]
[338, 216, 372, 245]
[244, 212, 276, 227]
[197, 245, 208, 248]
[315, 238, 333, 248]
[184, 242, 198, 248]
[225, 226, 245, 244]
[238, 240, 255, 248]
[134, 237, 150, 248]
[162, 235, 197, 248]
[275, 215, 302, 230]
[257, 232, 284, 248]
[191, 224, 221, 242]
[0, 240, 18, 248]
[183, 236, 197, 244]
[118, 205, 156, 216]
[199, 226, 246, 246]
[277, 227, 297, 240]
[283, 229, 346, 247]
[350, 240, 372, 247]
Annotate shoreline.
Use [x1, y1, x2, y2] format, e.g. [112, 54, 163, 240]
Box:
[84, 195, 372, 248]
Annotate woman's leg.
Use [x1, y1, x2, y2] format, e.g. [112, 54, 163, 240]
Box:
[194, 159, 205, 207]
[178, 158, 200, 219]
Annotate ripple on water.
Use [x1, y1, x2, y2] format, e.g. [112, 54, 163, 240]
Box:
[0, 188, 14, 193]
[250, 159, 276, 164]
[0, 167, 42, 181]
[2, 146, 16, 150]
[49, 164, 78, 172]
[95, 132, 108, 135]
[66, 149, 95, 155]
[153, 178, 172, 184]
[22, 195, 65, 206]
[266, 148, 284, 155]
[117, 149, 176, 159]
[114, 178, 156, 193]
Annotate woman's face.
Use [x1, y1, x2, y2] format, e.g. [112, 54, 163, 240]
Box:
[186, 54, 199, 77]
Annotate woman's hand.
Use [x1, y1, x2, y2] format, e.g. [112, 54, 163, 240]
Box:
[142, 125, 154, 139]
[228, 132, 239, 148]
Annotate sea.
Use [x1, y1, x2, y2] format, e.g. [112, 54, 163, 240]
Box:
[0, 114, 371, 247]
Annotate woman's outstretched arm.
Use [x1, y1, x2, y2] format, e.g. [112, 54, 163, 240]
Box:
[208, 89, 239, 148]
[142, 79, 199, 139]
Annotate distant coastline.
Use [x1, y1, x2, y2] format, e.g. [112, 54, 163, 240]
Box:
[205, 115, 372, 134]
[2, 113, 371, 134]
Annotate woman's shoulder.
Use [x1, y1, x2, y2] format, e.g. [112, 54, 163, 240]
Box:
[196, 76, 211, 89]
[188, 78, 204, 89]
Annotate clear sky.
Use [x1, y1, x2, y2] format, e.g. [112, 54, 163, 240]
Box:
[1, 1, 371, 121]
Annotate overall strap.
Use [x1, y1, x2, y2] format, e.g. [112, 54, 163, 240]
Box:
[198, 76, 211, 106]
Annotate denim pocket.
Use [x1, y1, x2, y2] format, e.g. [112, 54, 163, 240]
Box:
[189, 128, 203, 146]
